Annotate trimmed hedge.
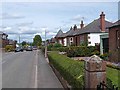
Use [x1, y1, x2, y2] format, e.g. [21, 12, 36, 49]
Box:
[5, 45, 14, 52]
[48, 52, 84, 89]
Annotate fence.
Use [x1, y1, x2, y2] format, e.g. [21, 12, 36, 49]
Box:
[97, 81, 119, 90]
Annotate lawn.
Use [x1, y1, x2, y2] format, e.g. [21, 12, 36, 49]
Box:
[106, 67, 120, 87]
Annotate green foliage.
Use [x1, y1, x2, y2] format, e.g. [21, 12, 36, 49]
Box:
[53, 43, 62, 48]
[22, 41, 27, 46]
[48, 52, 84, 88]
[33, 35, 42, 46]
[79, 41, 88, 46]
[48, 51, 119, 89]
[106, 67, 120, 87]
[5, 45, 14, 52]
[100, 53, 109, 60]
[66, 46, 97, 57]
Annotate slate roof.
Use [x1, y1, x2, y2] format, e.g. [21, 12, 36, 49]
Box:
[109, 20, 120, 28]
[55, 29, 64, 38]
[75, 18, 113, 35]
[54, 18, 113, 38]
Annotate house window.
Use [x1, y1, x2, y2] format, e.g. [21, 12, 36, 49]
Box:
[88, 42, 91, 44]
[70, 38, 72, 41]
[116, 30, 119, 49]
[88, 36, 90, 39]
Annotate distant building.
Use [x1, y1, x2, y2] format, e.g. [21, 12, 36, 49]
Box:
[109, 20, 120, 63]
[0, 31, 9, 48]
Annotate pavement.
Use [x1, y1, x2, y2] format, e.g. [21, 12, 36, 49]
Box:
[2, 50, 63, 88]
[37, 50, 63, 88]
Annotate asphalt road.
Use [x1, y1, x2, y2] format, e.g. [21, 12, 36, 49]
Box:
[2, 50, 63, 88]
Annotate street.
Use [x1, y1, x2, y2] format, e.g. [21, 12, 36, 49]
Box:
[2, 50, 63, 88]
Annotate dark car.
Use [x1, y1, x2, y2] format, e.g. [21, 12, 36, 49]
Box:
[15, 47, 23, 52]
[26, 46, 33, 51]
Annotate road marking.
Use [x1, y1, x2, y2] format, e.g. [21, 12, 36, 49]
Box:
[34, 50, 38, 88]
[34, 65, 38, 88]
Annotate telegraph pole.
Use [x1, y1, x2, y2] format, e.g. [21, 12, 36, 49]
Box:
[19, 34, 20, 46]
[45, 29, 47, 58]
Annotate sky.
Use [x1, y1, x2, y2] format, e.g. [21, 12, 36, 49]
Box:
[0, 1, 119, 43]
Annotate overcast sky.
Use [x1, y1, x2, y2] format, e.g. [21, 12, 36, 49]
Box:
[0, 1, 119, 43]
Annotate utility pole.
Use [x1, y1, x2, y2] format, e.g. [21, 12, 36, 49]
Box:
[19, 34, 20, 46]
[45, 29, 47, 58]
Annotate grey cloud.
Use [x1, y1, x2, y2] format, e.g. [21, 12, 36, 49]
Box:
[16, 22, 33, 26]
[1, 13, 25, 19]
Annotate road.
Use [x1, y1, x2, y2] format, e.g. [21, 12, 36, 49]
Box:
[2, 50, 63, 88]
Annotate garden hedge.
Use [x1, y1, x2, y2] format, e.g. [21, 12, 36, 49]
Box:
[48, 51, 84, 89]
[47, 51, 119, 89]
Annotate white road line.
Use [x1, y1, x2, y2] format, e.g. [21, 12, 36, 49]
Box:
[34, 50, 38, 88]
[34, 65, 38, 88]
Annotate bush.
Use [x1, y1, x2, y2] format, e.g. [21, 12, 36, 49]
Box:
[53, 43, 62, 48]
[5, 45, 14, 52]
[48, 52, 84, 89]
[66, 46, 97, 57]
[100, 53, 109, 60]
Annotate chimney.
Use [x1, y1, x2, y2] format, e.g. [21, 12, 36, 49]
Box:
[70, 26, 72, 30]
[100, 12, 105, 32]
[73, 24, 77, 30]
[80, 20, 84, 29]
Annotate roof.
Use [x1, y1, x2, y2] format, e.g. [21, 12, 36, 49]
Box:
[0, 31, 7, 35]
[109, 20, 120, 28]
[50, 38, 56, 43]
[75, 18, 113, 35]
[54, 18, 113, 38]
[55, 29, 63, 38]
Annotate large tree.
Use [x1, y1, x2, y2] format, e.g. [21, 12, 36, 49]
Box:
[33, 35, 42, 46]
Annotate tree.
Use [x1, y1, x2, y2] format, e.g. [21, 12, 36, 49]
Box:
[22, 41, 27, 46]
[33, 35, 42, 47]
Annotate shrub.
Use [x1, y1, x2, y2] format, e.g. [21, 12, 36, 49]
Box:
[53, 43, 62, 48]
[100, 53, 109, 60]
[66, 46, 97, 57]
[5, 45, 14, 52]
[48, 52, 84, 89]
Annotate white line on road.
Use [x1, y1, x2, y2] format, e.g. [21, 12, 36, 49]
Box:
[34, 65, 38, 88]
[34, 50, 38, 88]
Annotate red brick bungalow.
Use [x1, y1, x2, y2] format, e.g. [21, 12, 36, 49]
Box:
[109, 20, 120, 63]
[54, 12, 113, 47]
[73, 12, 113, 46]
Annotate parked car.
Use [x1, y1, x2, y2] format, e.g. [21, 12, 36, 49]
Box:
[26, 46, 33, 51]
[32, 46, 37, 50]
[15, 47, 23, 52]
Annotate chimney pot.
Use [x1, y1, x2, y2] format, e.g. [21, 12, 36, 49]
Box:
[80, 20, 84, 29]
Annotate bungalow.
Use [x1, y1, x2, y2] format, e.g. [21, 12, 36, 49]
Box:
[54, 12, 113, 47]
[74, 12, 113, 46]
[109, 20, 120, 63]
